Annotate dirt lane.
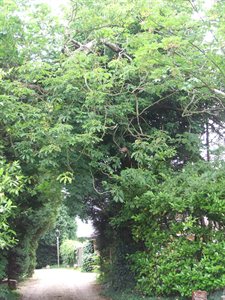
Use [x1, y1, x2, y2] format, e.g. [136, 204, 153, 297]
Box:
[19, 269, 109, 300]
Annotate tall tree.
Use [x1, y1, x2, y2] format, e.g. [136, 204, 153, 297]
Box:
[1, 0, 225, 296]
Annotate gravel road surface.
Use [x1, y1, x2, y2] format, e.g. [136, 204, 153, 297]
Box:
[19, 269, 109, 300]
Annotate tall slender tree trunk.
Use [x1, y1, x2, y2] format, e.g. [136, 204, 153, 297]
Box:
[206, 120, 210, 162]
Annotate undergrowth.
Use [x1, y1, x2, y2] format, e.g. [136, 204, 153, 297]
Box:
[0, 285, 19, 300]
[103, 289, 187, 300]
[103, 288, 224, 300]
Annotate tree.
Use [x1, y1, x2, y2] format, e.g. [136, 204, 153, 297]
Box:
[0, 0, 74, 279]
[0, 0, 225, 297]
[54, 0, 225, 296]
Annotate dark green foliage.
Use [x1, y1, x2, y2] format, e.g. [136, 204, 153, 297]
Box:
[0, 285, 19, 300]
[131, 240, 225, 297]
[111, 161, 225, 297]
[0, 160, 24, 250]
[1, 0, 225, 298]
[0, 254, 7, 281]
[81, 240, 99, 272]
[0, 0, 73, 280]
[111, 247, 135, 290]
[36, 205, 77, 268]
[208, 289, 224, 300]
[0, 286, 10, 300]
[103, 289, 187, 300]
[82, 253, 99, 272]
[83, 241, 94, 256]
[103, 289, 224, 300]
[36, 245, 57, 269]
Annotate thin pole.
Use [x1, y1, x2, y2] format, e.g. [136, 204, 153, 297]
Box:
[206, 120, 210, 162]
[57, 236, 60, 268]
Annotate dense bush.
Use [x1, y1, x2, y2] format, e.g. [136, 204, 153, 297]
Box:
[100, 241, 136, 291]
[131, 240, 225, 297]
[0, 286, 12, 300]
[0, 285, 19, 300]
[0, 254, 7, 281]
[103, 288, 224, 300]
[82, 253, 99, 272]
[113, 162, 225, 297]
[60, 240, 81, 266]
[81, 240, 99, 272]
[36, 245, 57, 269]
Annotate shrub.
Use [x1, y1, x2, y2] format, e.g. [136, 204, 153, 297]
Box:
[81, 240, 99, 272]
[0, 255, 7, 281]
[131, 240, 225, 297]
[82, 253, 99, 272]
[36, 244, 57, 269]
[0, 286, 10, 300]
[0, 285, 19, 300]
[60, 240, 82, 266]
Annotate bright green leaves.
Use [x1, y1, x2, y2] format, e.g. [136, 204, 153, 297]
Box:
[57, 172, 73, 184]
[131, 131, 176, 168]
[0, 160, 24, 249]
[113, 161, 225, 296]
[0, 0, 224, 292]
[131, 240, 225, 297]
[0, 0, 24, 68]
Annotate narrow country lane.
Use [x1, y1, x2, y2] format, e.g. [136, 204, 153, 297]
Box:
[19, 269, 109, 300]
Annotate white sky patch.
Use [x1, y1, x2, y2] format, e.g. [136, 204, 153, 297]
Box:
[203, 31, 214, 43]
[44, 0, 69, 13]
[204, 0, 217, 10]
[34, 0, 69, 16]
[76, 217, 95, 238]
[192, 1, 215, 19]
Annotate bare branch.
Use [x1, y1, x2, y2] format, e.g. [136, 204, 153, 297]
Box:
[90, 169, 108, 195]
[101, 39, 132, 61]
[134, 94, 143, 135]
[214, 89, 225, 97]
[139, 91, 178, 116]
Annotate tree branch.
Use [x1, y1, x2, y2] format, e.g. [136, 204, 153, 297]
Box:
[67, 38, 132, 61]
[214, 89, 225, 97]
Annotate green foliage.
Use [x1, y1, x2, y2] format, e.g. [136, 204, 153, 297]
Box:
[104, 288, 224, 300]
[0, 0, 225, 298]
[82, 253, 99, 273]
[83, 240, 94, 256]
[36, 205, 77, 268]
[82, 240, 99, 272]
[131, 240, 225, 297]
[60, 240, 82, 266]
[103, 242, 136, 291]
[103, 289, 186, 300]
[0, 160, 24, 250]
[0, 0, 76, 280]
[35, 244, 57, 269]
[0, 285, 19, 300]
[0, 254, 7, 280]
[111, 161, 225, 297]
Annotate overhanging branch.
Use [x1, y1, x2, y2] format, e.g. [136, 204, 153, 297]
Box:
[64, 38, 132, 60]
